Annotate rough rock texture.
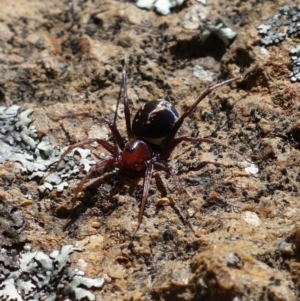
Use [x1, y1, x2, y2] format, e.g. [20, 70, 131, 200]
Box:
[0, 0, 300, 300]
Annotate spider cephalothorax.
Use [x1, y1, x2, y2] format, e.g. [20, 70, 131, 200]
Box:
[47, 65, 241, 235]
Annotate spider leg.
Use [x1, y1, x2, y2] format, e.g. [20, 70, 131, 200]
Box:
[121, 64, 134, 142]
[162, 136, 248, 161]
[63, 156, 116, 230]
[153, 160, 196, 234]
[113, 69, 123, 127]
[132, 162, 154, 237]
[48, 113, 125, 150]
[43, 138, 118, 182]
[164, 77, 240, 144]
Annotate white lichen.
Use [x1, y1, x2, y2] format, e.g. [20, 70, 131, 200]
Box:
[0, 278, 23, 301]
[136, 0, 186, 15]
[290, 44, 300, 82]
[258, 5, 300, 46]
[0, 245, 104, 301]
[0, 105, 96, 192]
[193, 65, 214, 82]
[202, 22, 237, 46]
[244, 163, 259, 175]
[257, 5, 300, 82]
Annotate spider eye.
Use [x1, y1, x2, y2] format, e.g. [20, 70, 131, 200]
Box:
[132, 100, 179, 145]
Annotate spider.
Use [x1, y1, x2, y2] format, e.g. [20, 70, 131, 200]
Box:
[46, 65, 242, 235]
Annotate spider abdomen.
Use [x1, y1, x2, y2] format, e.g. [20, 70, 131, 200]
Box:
[120, 140, 152, 173]
[132, 100, 179, 145]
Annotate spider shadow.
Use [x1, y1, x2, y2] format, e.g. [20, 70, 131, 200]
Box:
[63, 169, 153, 231]
[62, 171, 125, 231]
[153, 170, 193, 230]
[63, 167, 184, 233]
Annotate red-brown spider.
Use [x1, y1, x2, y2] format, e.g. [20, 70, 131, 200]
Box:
[47, 65, 241, 235]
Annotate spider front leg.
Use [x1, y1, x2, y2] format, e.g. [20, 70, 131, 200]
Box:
[121, 63, 134, 142]
[48, 113, 125, 149]
[132, 162, 154, 237]
[43, 138, 118, 182]
[163, 77, 241, 145]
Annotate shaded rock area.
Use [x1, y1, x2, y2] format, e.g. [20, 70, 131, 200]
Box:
[0, 0, 300, 300]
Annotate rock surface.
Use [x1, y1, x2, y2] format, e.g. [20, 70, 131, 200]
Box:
[0, 0, 299, 300]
